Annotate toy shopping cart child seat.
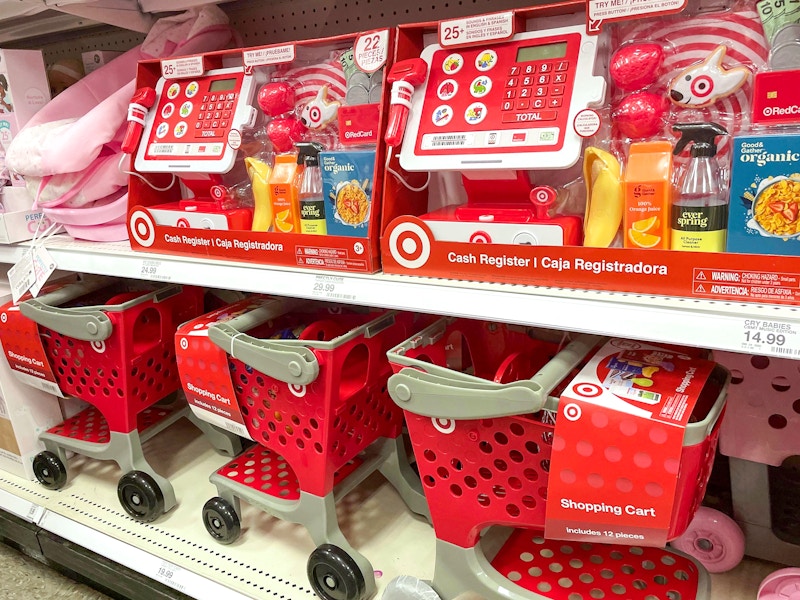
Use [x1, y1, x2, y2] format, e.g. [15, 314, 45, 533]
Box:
[176, 297, 431, 600]
[384, 318, 729, 600]
[0, 275, 241, 522]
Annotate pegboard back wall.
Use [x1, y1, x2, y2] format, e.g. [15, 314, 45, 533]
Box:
[18, 0, 555, 64]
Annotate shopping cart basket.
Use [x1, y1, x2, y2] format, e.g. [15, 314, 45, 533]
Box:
[384, 317, 729, 600]
[0, 275, 241, 522]
[177, 297, 430, 600]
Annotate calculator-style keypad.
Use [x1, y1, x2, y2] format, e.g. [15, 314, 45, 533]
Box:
[417, 31, 581, 157]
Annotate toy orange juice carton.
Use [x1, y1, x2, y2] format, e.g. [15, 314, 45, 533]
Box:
[623, 141, 672, 249]
[269, 152, 302, 233]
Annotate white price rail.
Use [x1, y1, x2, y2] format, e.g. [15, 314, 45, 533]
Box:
[0, 487, 45, 523]
[1, 236, 800, 357]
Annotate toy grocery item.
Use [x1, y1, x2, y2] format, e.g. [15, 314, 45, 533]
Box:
[583, 146, 623, 248]
[623, 141, 672, 249]
[0, 276, 242, 522]
[244, 156, 273, 231]
[671, 122, 729, 252]
[668, 45, 751, 108]
[727, 131, 800, 255]
[269, 152, 302, 233]
[322, 149, 375, 237]
[384, 318, 729, 600]
[175, 298, 431, 600]
[297, 141, 326, 234]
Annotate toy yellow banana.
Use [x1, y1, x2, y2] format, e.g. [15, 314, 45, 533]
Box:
[245, 157, 274, 232]
[583, 147, 623, 247]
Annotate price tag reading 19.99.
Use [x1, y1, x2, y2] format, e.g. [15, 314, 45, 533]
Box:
[740, 319, 800, 358]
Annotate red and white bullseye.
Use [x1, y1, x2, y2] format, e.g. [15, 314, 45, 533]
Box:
[130, 210, 156, 247]
[573, 382, 603, 398]
[563, 403, 582, 422]
[389, 221, 432, 269]
[432, 418, 456, 434]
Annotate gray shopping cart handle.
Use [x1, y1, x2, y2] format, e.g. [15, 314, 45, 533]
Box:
[389, 369, 547, 418]
[19, 277, 114, 342]
[207, 299, 318, 385]
[388, 333, 603, 420]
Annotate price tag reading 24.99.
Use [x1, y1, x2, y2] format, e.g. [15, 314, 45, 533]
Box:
[741, 319, 800, 358]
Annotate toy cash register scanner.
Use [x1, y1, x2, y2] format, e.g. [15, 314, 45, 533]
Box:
[133, 66, 259, 230]
[386, 22, 606, 246]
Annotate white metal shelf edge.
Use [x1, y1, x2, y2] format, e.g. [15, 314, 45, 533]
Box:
[2, 237, 799, 355]
[38, 509, 252, 600]
[0, 486, 45, 524]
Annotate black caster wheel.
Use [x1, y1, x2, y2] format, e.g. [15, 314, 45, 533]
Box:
[307, 544, 367, 600]
[32, 451, 67, 490]
[117, 471, 165, 523]
[202, 497, 241, 544]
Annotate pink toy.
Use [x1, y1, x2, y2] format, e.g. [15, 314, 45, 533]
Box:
[257, 81, 295, 116]
[670, 506, 746, 573]
[669, 45, 751, 108]
[759, 568, 800, 600]
[299, 85, 340, 130]
[610, 42, 665, 91]
[267, 117, 307, 153]
[613, 90, 668, 139]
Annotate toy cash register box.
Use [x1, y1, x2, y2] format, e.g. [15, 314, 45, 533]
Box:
[384, 13, 606, 247]
[132, 65, 259, 230]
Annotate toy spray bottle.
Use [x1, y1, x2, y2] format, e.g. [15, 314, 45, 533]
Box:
[671, 122, 728, 252]
[297, 142, 326, 235]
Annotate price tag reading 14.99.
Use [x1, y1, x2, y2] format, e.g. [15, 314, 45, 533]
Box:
[740, 319, 800, 358]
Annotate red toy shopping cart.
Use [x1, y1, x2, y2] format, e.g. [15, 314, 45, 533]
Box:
[176, 297, 431, 600]
[384, 317, 729, 600]
[0, 275, 241, 522]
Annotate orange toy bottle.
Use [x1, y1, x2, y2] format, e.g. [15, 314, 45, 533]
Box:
[269, 152, 303, 233]
[623, 141, 672, 249]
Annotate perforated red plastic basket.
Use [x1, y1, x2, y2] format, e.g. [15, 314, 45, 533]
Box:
[387, 318, 727, 548]
[181, 302, 423, 497]
[0, 277, 203, 433]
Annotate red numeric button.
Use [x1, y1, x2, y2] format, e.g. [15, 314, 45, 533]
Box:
[522, 76, 534, 86]
[508, 65, 520, 76]
[502, 100, 514, 111]
[539, 63, 552, 73]
[506, 77, 518, 87]
[532, 98, 545, 109]
[504, 89, 516, 99]
[535, 86, 548, 97]
[516, 99, 530, 110]
[195, 122, 202, 129]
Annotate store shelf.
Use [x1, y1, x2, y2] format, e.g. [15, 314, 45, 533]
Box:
[0, 416, 781, 600]
[2, 236, 799, 358]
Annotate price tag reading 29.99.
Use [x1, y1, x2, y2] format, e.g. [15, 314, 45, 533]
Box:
[311, 275, 356, 302]
[741, 319, 800, 358]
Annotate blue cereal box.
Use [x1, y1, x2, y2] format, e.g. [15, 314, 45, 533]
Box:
[321, 150, 375, 238]
[728, 132, 800, 256]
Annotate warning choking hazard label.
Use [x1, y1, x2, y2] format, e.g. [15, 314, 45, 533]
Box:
[693, 268, 800, 302]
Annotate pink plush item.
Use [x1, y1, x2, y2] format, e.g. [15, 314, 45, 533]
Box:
[613, 91, 668, 139]
[267, 117, 307, 153]
[610, 43, 665, 91]
[258, 82, 296, 116]
[42, 189, 127, 225]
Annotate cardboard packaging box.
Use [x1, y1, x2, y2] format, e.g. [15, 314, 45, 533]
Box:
[0, 186, 56, 244]
[0, 49, 51, 187]
[379, 0, 800, 306]
[0, 280, 72, 480]
[728, 132, 800, 256]
[127, 30, 393, 274]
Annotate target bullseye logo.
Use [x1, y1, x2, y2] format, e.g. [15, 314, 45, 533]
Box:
[469, 230, 491, 244]
[176, 218, 190, 228]
[563, 402, 582, 422]
[388, 221, 432, 269]
[432, 418, 456, 434]
[130, 210, 156, 247]
[180, 338, 189, 350]
[691, 75, 713, 98]
[289, 383, 307, 398]
[572, 382, 603, 398]
[91, 340, 106, 354]
[0, 313, 6, 324]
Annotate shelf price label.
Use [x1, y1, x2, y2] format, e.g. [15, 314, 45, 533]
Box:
[153, 560, 187, 593]
[139, 260, 171, 282]
[735, 318, 800, 358]
[310, 275, 356, 302]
